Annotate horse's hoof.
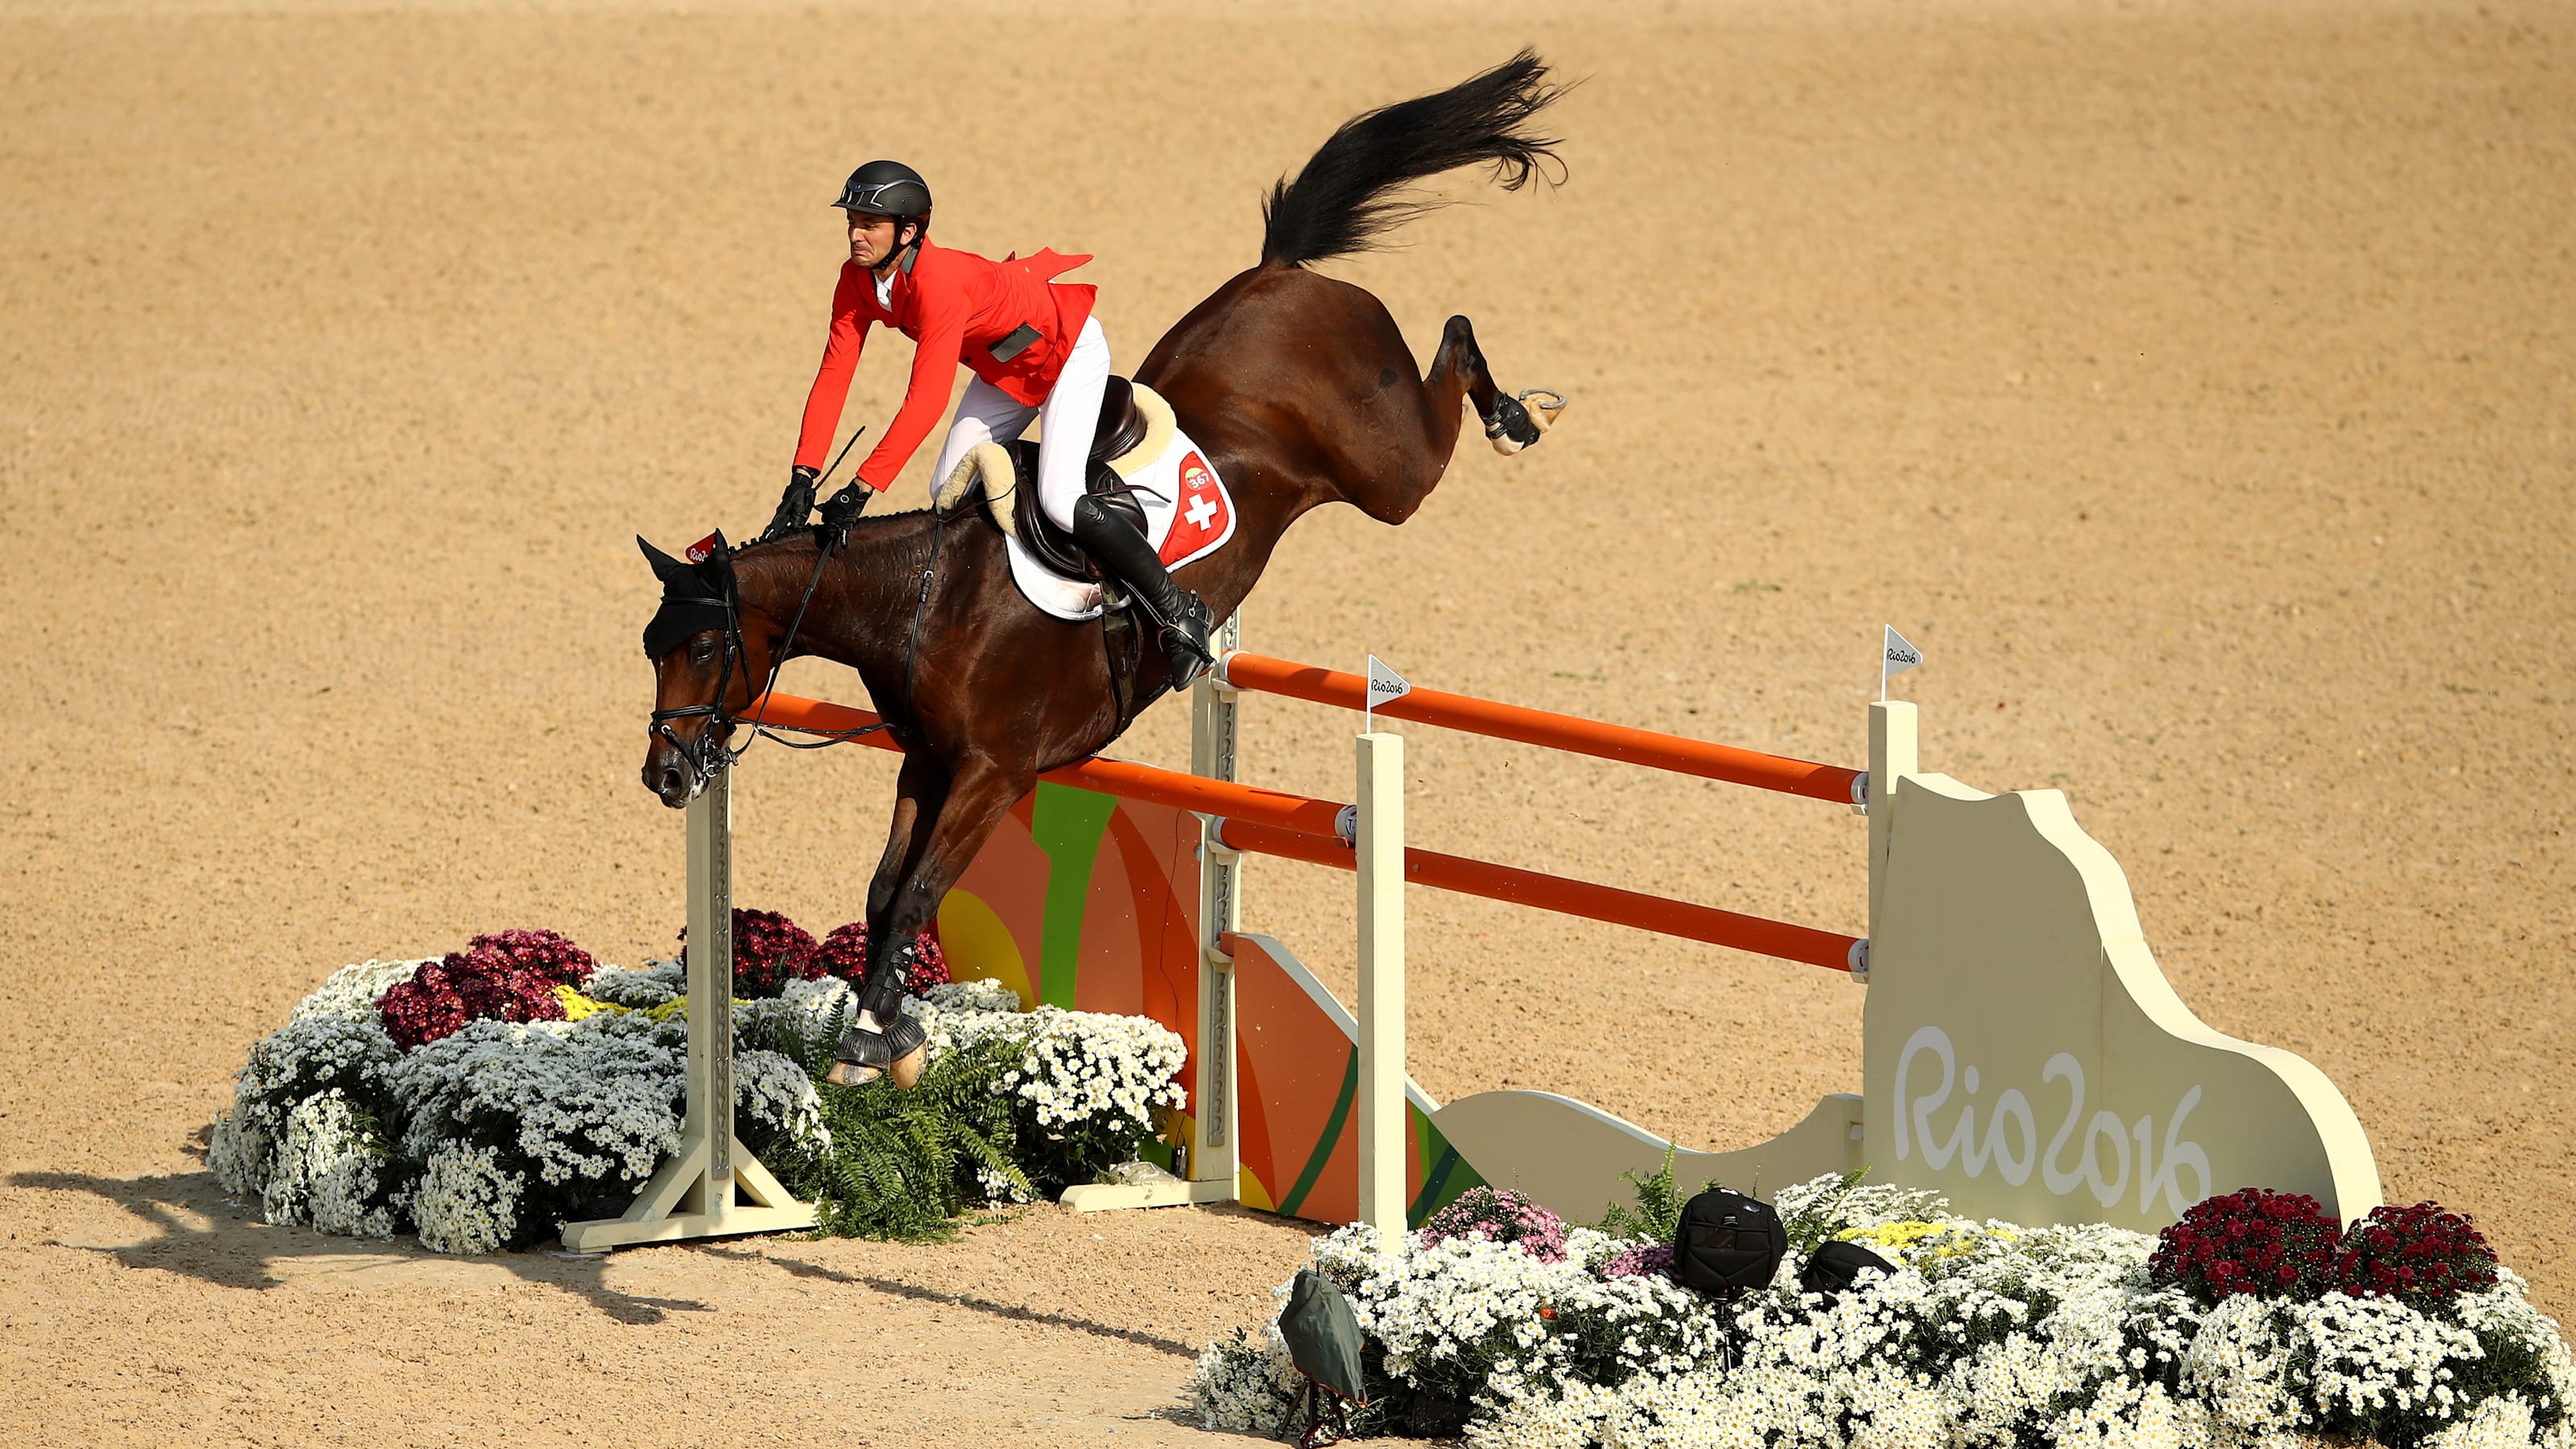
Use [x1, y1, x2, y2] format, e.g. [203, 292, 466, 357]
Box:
[831, 1018, 914, 1088]
[881, 1013, 929, 1089]
[1486, 388, 1567, 456]
[888, 1042, 927, 1090]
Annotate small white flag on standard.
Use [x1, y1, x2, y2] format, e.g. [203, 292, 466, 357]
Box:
[1365, 654, 1412, 733]
[1881, 625, 1923, 701]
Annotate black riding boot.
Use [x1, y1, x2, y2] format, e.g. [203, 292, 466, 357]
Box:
[1068, 493, 1215, 689]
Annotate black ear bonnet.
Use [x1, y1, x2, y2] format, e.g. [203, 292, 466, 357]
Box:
[638, 534, 736, 658]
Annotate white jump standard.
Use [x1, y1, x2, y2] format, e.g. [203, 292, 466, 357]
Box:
[559, 767, 819, 1252]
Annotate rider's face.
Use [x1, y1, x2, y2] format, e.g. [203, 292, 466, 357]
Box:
[846, 209, 908, 269]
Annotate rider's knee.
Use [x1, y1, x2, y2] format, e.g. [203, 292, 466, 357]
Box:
[1038, 473, 1089, 532]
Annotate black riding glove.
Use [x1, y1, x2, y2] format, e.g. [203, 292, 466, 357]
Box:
[759, 465, 822, 545]
[816, 481, 873, 551]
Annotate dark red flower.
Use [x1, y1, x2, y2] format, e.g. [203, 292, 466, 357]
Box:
[2335, 1202, 2496, 1315]
[724, 909, 819, 998]
[813, 921, 951, 997]
[379, 939, 572, 1051]
[2149, 1188, 2342, 1307]
[464, 929, 595, 988]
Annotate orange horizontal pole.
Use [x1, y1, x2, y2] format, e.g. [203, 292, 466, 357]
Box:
[1216, 818, 1858, 972]
[744, 691, 1852, 968]
[742, 692, 908, 755]
[745, 691, 1351, 837]
[1218, 652, 1864, 804]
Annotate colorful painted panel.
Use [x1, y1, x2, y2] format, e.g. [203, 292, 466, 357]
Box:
[940, 784, 1480, 1228]
[1228, 933, 1483, 1228]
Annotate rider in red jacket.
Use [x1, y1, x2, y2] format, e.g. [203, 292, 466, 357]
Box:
[760, 160, 1213, 681]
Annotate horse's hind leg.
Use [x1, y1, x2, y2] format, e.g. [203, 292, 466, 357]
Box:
[1429, 314, 1567, 457]
[1332, 309, 1570, 526]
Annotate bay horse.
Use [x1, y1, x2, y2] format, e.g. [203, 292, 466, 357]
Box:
[641, 51, 1570, 1084]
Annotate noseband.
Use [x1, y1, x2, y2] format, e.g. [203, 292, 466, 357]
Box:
[646, 536, 897, 795]
[647, 557, 756, 791]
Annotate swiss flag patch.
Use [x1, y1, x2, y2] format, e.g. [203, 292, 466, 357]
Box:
[1158, 452, 1235, 566]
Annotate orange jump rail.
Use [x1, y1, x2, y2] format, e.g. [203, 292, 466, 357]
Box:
[742, 691, 1855, 972]
[1216, 819, 1860, 973]
[743, 691, 1349, 838]
[1218, 652, 1866, 805]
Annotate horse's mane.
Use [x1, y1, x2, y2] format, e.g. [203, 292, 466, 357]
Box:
[723, 509, 946, 597]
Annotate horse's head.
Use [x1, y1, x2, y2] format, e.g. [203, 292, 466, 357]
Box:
[638, 533, 778, 807]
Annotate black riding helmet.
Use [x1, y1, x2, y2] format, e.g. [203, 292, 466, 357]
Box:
[833, 159, 932, 221]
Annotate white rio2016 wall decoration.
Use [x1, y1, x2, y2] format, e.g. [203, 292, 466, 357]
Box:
[1429, 702, 2382, 1233]
[1893, 1026, 2212, 1219]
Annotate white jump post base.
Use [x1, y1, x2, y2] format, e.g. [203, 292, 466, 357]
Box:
[1355, 729, 1406, 1242]
[559, 767, 818, 1252]
[1059, 1177, 1241, 1212]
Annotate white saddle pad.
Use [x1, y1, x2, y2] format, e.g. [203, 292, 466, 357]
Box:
[1005, 425, 1236, 621]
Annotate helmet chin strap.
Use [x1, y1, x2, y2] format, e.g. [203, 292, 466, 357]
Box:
[870, 220, 923, 281]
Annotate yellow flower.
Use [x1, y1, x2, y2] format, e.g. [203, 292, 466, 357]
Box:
[1840, 1220, 1945, 1252]
[1836, 1220, 2011, 1260]
[553, 985, 625, 1022]
[644, 995, 689, 1024]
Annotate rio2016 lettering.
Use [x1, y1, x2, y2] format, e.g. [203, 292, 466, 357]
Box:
[1893, 1026, 2211, 1218]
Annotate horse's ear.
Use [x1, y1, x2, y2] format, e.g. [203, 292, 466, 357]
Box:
[638, 535, 691, 583]
[694, 530, 735, 591]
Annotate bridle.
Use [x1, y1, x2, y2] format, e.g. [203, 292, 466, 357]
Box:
[648, 503, 947, 797]
[646, 546, 761, 791]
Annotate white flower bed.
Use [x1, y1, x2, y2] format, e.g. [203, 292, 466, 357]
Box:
[906, 978, 1188, 1133]
[744, 974, 1187, 1136]
[211, 953, 1185, 1254]
[289, 957, 430, 1023]
[411, 1142, 525, 1256]
[1193, 1177, 2576, 1449]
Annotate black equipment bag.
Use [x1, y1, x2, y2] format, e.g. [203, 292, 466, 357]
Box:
[1799, 1239, 1897, 1309]
[1672, 1187, 1788, 1299]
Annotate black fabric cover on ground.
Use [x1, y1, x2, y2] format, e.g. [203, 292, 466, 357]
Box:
[1799, 1239, 1897, 1309]
[1280, 1268, 1368, 1404]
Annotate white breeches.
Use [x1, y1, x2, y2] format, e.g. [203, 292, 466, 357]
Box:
[929, 316, 1112, 530]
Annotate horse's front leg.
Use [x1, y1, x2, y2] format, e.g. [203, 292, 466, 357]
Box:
[828, 752, 948, 1086]
[866, 750, 949, 929]
[836, 755, 1030, 1088]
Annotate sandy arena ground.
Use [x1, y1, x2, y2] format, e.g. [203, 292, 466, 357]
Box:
[2, 0, 2570, 1443]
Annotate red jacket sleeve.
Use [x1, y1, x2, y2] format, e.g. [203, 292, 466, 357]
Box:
[793, 266, 870, 471]
[853, 265, 972, 491]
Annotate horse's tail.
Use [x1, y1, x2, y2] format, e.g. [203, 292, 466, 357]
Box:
[1258, 49, 1568, 270]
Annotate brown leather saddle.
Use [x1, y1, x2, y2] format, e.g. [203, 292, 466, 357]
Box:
[1010, 375, 1154, 580]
